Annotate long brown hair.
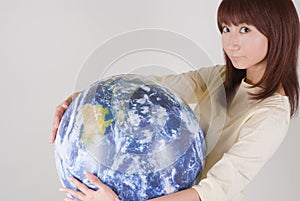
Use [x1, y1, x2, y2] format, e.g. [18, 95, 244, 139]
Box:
[217, 0, 300, 117]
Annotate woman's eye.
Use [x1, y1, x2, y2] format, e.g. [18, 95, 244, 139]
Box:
[240, 27, 250, 33]
[222, 26, 230, 33]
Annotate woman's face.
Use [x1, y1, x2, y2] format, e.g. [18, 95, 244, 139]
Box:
[221, 23, 268, 72]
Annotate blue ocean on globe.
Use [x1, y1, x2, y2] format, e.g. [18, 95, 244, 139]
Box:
[55, 74, 206, 201]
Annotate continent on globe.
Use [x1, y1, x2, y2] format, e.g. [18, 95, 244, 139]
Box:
[81, 104, 113, 146]
[55, 74, 206, 201]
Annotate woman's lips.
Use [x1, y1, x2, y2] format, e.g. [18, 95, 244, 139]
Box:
[229, 55, 241, 61]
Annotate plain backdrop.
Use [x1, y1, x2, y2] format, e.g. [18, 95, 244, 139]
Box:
[0, 0, 299, 200]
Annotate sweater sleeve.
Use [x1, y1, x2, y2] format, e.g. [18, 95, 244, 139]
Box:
[192, 103, 290, 201]
[148, 65, 225, 104]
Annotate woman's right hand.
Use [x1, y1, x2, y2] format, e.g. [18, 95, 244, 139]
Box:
[50, 92, 80, 144]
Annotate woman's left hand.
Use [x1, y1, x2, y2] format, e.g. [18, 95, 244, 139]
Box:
[59, 172, 120, 201]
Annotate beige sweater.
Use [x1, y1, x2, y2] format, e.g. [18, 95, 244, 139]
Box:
[152, 65, 290, 201]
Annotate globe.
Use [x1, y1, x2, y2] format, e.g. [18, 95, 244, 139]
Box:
[55, 74, 206, 201]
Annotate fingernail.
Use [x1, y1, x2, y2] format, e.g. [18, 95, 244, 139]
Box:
[85, 172, 92, 178]
[58, 188, 64, 192]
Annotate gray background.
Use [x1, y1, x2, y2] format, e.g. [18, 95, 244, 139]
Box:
[0, 0, 299, 200]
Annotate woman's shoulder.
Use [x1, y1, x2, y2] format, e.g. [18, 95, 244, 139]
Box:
[239, 78, 290, 113]
[249, 93, 291, 122]
[261, 94, 290, 112]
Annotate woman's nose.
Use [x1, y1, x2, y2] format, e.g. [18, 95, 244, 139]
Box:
[224, 33, 240, 51]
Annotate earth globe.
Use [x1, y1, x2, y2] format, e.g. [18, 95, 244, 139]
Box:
[55, 74, 206, 201]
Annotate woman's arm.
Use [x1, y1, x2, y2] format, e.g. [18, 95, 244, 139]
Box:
[192, 103, 290, 201]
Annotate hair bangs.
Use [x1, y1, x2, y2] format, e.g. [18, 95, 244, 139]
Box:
[217, 0, 258, 32]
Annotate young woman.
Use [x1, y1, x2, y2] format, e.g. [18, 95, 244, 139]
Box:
[51, 0, 300, 200]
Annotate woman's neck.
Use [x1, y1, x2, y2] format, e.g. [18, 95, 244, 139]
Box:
[245, 60, 267, 85]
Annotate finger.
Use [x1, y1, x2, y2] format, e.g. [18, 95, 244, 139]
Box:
[71, 91, 80, 100]
[85, 172, 103, 189]
[50, 115, 61, 143]
[64, 198, 75, 201]
[50, 92, 80, 144]
[50, 116, 61, 143]
[67, 176, 90, 195]
[64, 92, 79, 107]
[62, 98, 72, 108]
[54, 94, 77, 125]
[50, 101, 69, 144]
[59, 187, 85, 201]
